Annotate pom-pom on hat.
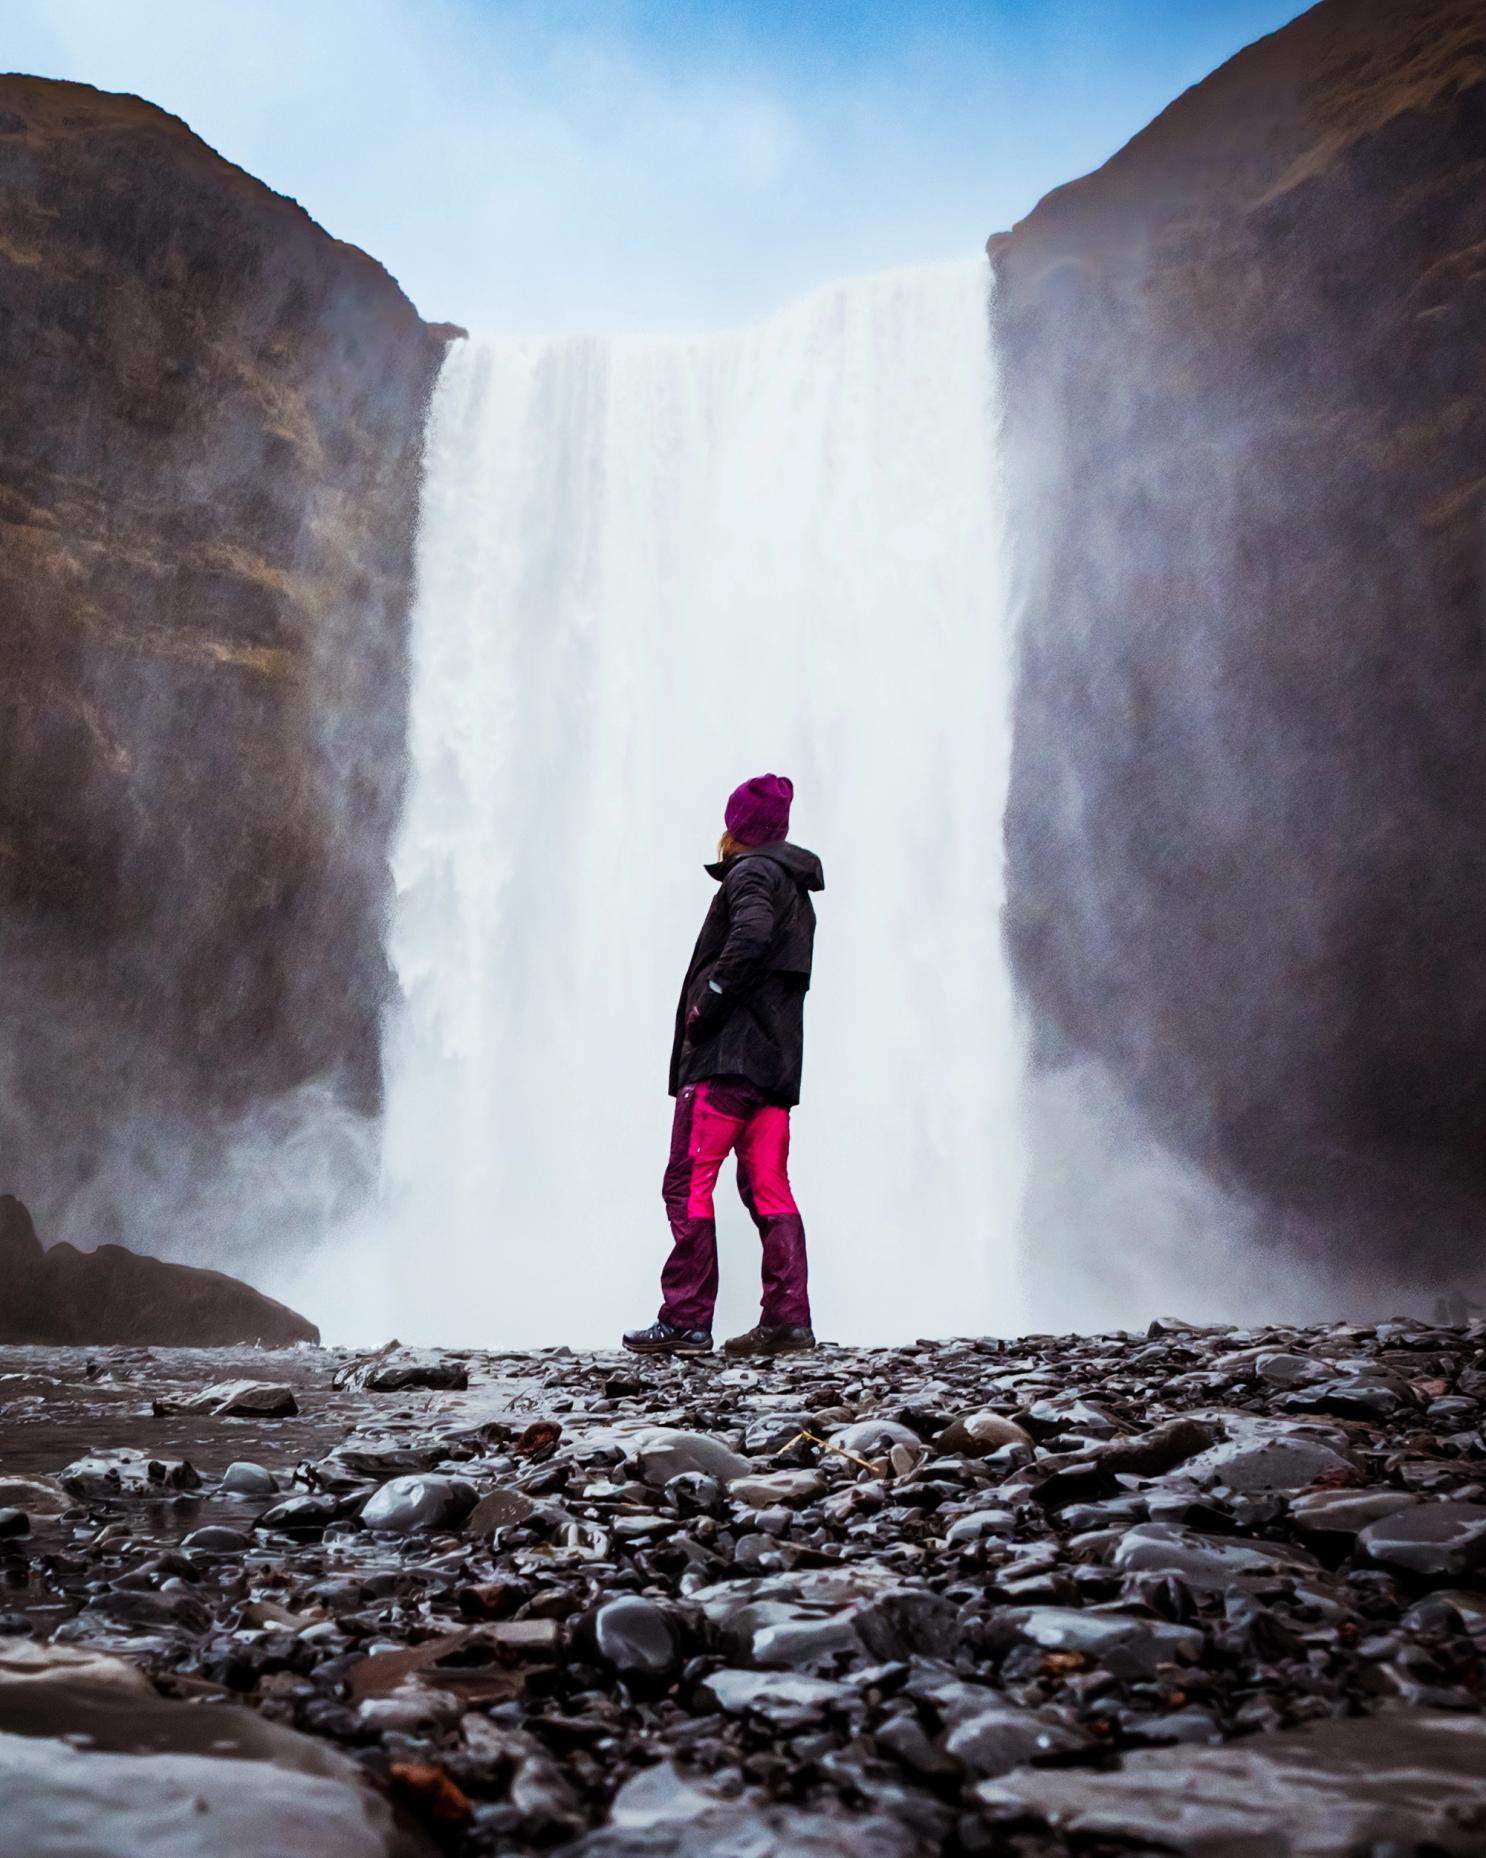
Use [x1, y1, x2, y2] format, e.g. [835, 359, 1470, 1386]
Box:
[724, 773, 793, 846]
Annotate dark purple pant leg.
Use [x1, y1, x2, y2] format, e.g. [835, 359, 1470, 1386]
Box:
[660, 1080, 810, 1334]
[736, 1101, 811, 1329]
[658, 1082, 743, 1331]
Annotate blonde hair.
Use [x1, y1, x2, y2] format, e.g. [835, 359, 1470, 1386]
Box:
[716, 830, 751, 862]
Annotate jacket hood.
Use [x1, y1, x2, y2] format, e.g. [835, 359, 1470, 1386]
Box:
[705, 839, 824, 891]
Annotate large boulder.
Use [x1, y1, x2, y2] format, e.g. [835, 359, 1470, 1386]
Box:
[976, 1710, 1486, 1855]
[0, 1638, 431, 1857]
[991, 0, 1486, 1307]
[0, 1194, 317, 1345]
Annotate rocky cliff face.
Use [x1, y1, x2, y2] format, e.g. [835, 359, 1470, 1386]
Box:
[991, 0, 1486, 1299]
[0, 78, 445, 1263]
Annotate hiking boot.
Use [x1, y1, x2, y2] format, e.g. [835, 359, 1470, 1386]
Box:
[622, 1320, 714, 1358]
[722, 1323, 816, 1358]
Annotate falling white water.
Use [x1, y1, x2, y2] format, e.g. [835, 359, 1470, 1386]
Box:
[302, 260, 1024, 1348]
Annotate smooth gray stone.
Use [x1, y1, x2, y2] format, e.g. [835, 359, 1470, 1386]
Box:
[944, 1508, 1019, 1546]
[181, 1525, 251, 1552]
[632, 1430, 749, 1487]
[728, 1469, 826, 1507]
[0, 1478, 73, 1517]
[60, 1451, 201, 1500]
[570, 1799, 923, 1857]
[1254, 1351, 1330, 1388]
[607, 1760, 728, 1829]
[0, 1638, 148, 1694]
[1289, 1489, 1417, 1538]
[1002, 1607, 1204, 1672]
[742, 1412, 815, 1454]
[464, 1487, 536, 1534]
[157, 1380, 298, 1418]
[1112, 1521, 1319, 1589]
[0, 1692, 431, 1858]
[256, 1492, 342, 1532]
[591, 1596, 679, 1679]
[219, 1462, 277, 1496]
[1058, 1496, 1148, 1531]
[1279, 1379, 1405, 1420]
[1182, 1433, 1356, 1494]
[360, 1474, 477, 1533]
[1098, 1416, 1222, 1476]
[1432, 1589, 1486, 1629]
[331, 1439, 445, 1478]
[945, 1706, 1088, 1776]
[750, 1614, 862, 1670]
[1025, 1397, 1120, 1437]
[828, 1419, 922, 1458]
[937, 1410, 1034, 1456]
[334, 1350, 467, 1393]
[1359, 1501, 1486, 1577]
[975, 1710, 1486, 1855]
[701, 1668, 854, 1725]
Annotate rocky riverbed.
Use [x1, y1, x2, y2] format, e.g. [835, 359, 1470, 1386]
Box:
[2, 1320, 1486, 1855]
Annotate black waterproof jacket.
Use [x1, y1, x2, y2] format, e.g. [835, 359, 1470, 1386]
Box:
[669, 840, 824, 1107]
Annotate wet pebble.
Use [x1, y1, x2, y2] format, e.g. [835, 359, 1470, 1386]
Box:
[1359, 1500, 1486, 1578]
[589, 1595, 681, 1680]
[219, 1461, 277, 1496]
[633, 1431, 750, 1487]
[361, 1474, 477, 1534]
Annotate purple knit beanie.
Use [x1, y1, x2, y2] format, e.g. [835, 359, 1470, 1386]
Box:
[725, 773, 793, 847]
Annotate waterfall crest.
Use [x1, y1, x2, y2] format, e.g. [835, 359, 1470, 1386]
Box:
[314, 261, 1022, 1347]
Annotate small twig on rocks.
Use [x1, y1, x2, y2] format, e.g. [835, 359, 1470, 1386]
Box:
[775, 1428, 878, 1475]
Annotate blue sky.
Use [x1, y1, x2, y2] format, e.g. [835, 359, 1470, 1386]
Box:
[6, 0, 1310, 331]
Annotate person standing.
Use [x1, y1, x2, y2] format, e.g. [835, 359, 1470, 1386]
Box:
[625, 774, 823, 1358]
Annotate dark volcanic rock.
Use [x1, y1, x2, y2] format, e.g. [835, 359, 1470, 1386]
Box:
[334, 1349, 469, 1393]
[631, 1429, 749, 1486]
[0, 77, 444, 1264]
[154, 1379, 300, 1416]
[991, 0, 1486, 1292]
[570, 1801, 924, 1858]
[0, 1196, 318, 1346]
[1181, 1427, 1356, 1494]
[976, 1711, 1486, 1854]
[60, 1449, 201, 1499]
[944, 1705, 1089, 1778]
[1359, 1500, 1486, 1577]
[1111, 1521, 1319, 1590]
[360, 1474, 478, 1534]
[0, 1640, 433, 1856]
[588, 1596, 682, 1681]
[5, 1320, 1485, 1855]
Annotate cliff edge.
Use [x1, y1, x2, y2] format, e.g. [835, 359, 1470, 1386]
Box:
[0, 77, 446, 1260]
[991, 0, 1486, 1281]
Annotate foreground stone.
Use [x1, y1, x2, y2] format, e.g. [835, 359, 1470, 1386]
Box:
[977, 1711, 1486, 1854]
[154, 1380, 300, 1418]
[2, 1315, 1485, 1856]
[0, 1638, 431, 1857]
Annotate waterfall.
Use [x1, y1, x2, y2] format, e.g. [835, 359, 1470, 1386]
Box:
[311, 260, 1023, 1348]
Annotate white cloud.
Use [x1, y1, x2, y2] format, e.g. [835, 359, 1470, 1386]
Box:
[3, 5, 1309, 335]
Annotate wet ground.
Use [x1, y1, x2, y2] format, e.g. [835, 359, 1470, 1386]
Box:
[3, 1321, 1486, 1855]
